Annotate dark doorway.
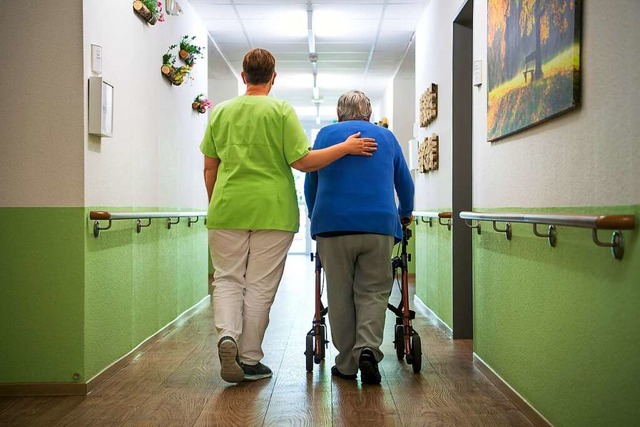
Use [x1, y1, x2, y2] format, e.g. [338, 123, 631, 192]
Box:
[452, 0, 473, 339]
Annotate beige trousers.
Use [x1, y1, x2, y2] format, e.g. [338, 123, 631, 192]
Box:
[208, 229, 294, 365]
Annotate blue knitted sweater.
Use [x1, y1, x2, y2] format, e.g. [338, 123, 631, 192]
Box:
[304, 120, 414, 243]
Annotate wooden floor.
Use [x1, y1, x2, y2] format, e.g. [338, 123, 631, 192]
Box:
[0, 255, 533, 426]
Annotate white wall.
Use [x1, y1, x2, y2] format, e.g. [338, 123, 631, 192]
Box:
[378, 82, 394, 126]
[392, 40, 416, 161]
[473, 0, 640, 208]
[0, 1, 85, 207]
[207, 39, 239, 106]
[83, 0, 209, 209]
[413, 0, 463, 210]
[392, 77, 416, 160]
[414, 0, 640, 210]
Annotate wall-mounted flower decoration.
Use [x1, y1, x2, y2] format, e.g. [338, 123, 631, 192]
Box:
[161, 45, 191, 86]
[192, 94, 213, 114]
[133, 0, 165, 25]
[179, 35, 204, 67]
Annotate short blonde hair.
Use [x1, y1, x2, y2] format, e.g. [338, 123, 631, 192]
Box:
[337, 90, 372, 121]
[242, 48, 276, 84]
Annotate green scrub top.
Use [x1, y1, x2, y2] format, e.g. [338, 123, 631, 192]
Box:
[200, 95, 310, 232]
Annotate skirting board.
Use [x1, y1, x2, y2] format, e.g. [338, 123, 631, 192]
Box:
[0, 296, 210, 397]
[473, 354, 552, 427]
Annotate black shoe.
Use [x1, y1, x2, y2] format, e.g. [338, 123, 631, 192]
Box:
[218, 336, 244, 383]
[241, 362, 272, 381]
[359, 348, 381, 385]
[331, 365, 357, 380]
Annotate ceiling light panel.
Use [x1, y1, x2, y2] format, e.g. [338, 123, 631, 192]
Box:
[313, 7, 380, 40]
[237, 7, 307, 39]
[245, 21, 307, 41]
[206, 18, 244, 34]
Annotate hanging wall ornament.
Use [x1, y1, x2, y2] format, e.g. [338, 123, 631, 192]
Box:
[418, 133, 439, 173]
[419, 83, 438, 127]
[161, 44, 191, 86]
[192, 94, 213, 114]
[133, 0, 165, 25]
[179, 35, 204, 67]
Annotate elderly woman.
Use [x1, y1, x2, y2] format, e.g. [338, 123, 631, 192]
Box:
[304, 90, 414, 385]
[200, 49, 376, 384]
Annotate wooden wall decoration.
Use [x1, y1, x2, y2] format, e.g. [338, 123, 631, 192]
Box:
[419, 83, 438, 127]
[418, 133, 439, 173]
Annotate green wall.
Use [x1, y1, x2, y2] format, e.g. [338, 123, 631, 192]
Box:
[0, 208, 85, 382]
[0, 207, 208, 384]
[414, 215, 453, 328]
[84, 207, 209, 380]
[471, 206, 639, 426]
[413, 206, 639, 424]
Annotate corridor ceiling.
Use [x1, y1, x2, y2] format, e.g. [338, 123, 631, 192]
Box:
[190, 0, 426, 122]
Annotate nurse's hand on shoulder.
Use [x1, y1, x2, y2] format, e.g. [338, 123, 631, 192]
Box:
[344, 132, 377, 156]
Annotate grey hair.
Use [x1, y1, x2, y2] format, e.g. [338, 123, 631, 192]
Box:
[336, 90, 372, 121]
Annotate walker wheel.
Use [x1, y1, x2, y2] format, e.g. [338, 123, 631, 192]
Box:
[411, 333, 422, 373]
[305, 334, 314, 372]
[394, 324, 405, 360]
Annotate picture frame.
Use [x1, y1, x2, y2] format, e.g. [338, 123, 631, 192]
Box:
[487, 0, 582, 141]
[89, 77, 114, 138]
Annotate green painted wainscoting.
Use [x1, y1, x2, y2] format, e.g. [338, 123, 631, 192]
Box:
[0, 207, 208, 386]
[472, 206, 639, 426]
[414, 214, 453, 328]
[84, 207, 209, 380]
[0, 208, 85, 383]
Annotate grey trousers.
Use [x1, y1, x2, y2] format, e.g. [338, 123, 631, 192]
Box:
[317, 234, 395, 375]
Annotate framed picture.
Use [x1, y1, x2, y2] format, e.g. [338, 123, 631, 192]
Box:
[487, 0, 582, 142]
[89, 77, 114, 137]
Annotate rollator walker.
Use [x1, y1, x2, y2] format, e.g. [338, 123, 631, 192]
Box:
[305, 220, 421, 373]
[387, 221, 422, 372]
[305, 251, 329, 372]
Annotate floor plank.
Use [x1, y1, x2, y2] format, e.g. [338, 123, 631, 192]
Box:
[0, 254, 533, 426]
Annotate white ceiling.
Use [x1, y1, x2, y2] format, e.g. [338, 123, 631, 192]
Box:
[189, 0, 425, 122]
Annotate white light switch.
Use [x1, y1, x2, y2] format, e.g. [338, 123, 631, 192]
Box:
[91, 44, 102, 75]
[473, 60, 482, 87]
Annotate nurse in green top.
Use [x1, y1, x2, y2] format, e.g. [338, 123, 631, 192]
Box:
[200, 48, 377, 384]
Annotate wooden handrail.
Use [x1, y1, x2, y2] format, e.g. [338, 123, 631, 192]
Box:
[89, 210, 207, 237]
[459, 211, 636, 260]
